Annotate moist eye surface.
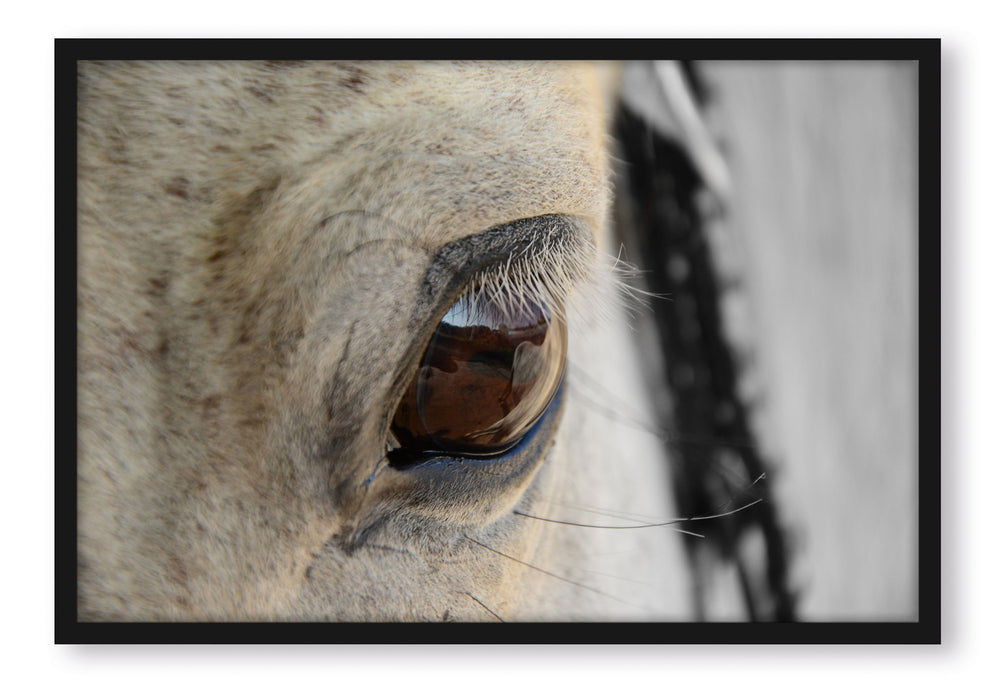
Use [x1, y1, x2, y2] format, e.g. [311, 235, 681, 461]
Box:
[390, 287, 567, 456]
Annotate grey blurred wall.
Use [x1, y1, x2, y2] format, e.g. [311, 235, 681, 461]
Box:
[704, 61, 918, 620]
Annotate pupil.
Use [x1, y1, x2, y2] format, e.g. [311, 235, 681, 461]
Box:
[391, 293, 566, 456]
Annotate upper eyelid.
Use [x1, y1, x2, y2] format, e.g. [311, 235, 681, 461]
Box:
[417, 214, 596, 323]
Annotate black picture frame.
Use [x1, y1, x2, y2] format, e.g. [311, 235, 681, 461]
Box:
[56, 38, 939, 644]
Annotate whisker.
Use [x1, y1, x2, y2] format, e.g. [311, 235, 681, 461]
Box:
[681, 497, 763, 522]
[708, 472, 766, 514]
[461, 592, 505, 622]
[463, 535, 644, 610]
[512, 510, 705, 538]
[567, 364, 760, 450]
[524, 471, 766, 530]
[567, 378, 664, 437]
[535, 498, 678, 525]
[515, 476, 765, 538]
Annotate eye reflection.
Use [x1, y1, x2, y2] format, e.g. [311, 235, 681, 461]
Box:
[391, 289, 567, 456]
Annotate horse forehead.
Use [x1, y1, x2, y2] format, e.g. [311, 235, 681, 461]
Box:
[285, 61, 611, 252]
[80, 60, 610, 254]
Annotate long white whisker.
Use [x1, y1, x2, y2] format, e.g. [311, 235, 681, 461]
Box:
[514, 499, 762, 532]
[461, 592, 505, 622]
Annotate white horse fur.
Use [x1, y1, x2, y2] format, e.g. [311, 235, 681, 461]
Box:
[77, 61, 701, 621]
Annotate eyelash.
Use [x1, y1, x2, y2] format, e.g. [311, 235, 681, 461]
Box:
[460, 225, 643, 333]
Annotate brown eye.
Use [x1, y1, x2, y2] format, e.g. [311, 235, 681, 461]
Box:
[391, 289, 567, 457]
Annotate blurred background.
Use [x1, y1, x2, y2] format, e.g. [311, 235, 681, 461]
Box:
[616, 60, 918, 621]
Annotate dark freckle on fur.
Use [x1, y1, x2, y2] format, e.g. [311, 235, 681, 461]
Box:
[149, 276, 170, 295]
[427, 142, 454, 156]
[304, 565, 314, 581]
[156, 338, 169, 357]
[339, 66, 368, 93]
[164, 177, 190, 199]
[199, 394, 222, 420]
[307, 108, 326, 127]
[207, 235, 232, 263]
[248, 85, 276, 104]
[342, 75, 365, 92]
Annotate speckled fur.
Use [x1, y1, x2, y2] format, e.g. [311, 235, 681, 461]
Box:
[77, 61, 688, 621]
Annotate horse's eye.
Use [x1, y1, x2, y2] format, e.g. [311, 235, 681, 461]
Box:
[391, 289, 567, 457]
